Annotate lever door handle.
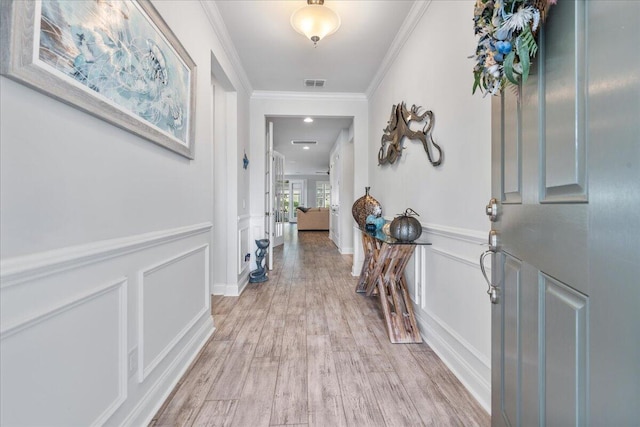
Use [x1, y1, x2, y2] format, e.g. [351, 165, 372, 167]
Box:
[480, 250, 499, 304]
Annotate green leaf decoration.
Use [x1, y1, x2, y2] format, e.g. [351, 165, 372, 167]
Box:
[517, 38, 531, 84]
[504, 51, 518, 85]
[522, 26, 538, 57]
[473, 72, 481, 94]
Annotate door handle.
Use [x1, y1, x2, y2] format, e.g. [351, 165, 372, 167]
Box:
[481, 229, 499, 304]
[480, 250, 499, 304]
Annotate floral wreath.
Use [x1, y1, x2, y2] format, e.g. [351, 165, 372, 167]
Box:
[472, 0, 556, 96]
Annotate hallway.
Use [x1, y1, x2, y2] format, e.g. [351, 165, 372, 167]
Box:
[152, 228, 489, 426]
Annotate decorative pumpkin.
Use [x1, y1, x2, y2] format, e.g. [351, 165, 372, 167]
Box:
[389, 208, 422, 242]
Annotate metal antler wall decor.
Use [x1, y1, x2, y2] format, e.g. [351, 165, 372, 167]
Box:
[377, 102, 443, 167]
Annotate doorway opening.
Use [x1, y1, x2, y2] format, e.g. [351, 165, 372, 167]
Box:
[265, 115, 354, 266]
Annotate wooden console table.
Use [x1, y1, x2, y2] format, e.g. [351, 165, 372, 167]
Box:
[356, 229, 431, 343]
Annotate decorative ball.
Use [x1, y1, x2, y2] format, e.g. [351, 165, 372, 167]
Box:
[389, 208, 422, 242]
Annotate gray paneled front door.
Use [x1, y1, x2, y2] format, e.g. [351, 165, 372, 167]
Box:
[489, 1, 639, 425]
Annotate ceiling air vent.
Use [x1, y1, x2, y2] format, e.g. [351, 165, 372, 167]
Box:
[291, 140, 317, 145]
[304, 79, 326, 88]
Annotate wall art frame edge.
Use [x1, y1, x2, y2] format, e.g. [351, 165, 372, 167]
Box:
[0, 0, 197, 159]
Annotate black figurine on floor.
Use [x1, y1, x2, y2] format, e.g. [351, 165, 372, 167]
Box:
[249, 239, 270, 283]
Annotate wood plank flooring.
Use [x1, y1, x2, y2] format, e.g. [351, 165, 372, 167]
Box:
[151, 226, 489, 427]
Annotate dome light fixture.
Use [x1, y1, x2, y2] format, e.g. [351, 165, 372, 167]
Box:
[304, 117, 314, 123]
[291, 0, 340, 47]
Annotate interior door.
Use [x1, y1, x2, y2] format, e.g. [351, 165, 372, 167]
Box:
[273, 151, 285, 248]
[265, 121, 274, 270]
[489, 1, 639, 426]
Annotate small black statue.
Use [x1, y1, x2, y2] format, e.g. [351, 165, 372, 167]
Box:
[249, 239, 270, 283]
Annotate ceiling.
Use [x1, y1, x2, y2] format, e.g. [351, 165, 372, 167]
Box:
[269, 116, 353, 175]
[214, 0, 416, 175]
[215, 0, 415, 93]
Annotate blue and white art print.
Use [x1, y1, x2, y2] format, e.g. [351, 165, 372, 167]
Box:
[0, 0, 196, 158]
[38, 0, 191, 146]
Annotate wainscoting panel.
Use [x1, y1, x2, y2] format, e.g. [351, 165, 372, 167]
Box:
[0, 279, 127, 426]
[406, 225, 492, 412]
[138, 245, 210, 382]
[0, 223, 214, 426]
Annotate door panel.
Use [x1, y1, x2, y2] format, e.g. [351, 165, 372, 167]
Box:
[540, 0, 587, 202]
[542, 274, 588, 426]
[502, 90, 522, 203]
[500, 255, 521, 427]
[490, 1, 640, 425]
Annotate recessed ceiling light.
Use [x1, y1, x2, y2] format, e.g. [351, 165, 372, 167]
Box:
[303, 146, 310, 150]
[304, 117, 313, 123]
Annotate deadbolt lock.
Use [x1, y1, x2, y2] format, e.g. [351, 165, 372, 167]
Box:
[485, 198, 498, 221]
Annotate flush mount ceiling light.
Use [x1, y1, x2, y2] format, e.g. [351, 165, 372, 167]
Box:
[291, 0, 340, 47]
[304, 117, 314, 123]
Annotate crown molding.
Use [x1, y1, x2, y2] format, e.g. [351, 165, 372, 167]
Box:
[365, 0, 433, 99]
[251, 90, 367, 102]
[200, 1, 253, 95]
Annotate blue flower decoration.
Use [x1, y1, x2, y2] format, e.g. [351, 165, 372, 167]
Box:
[496, 41, 512, 54]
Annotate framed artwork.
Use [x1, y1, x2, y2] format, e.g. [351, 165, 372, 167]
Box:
[0, 0, 196, 159]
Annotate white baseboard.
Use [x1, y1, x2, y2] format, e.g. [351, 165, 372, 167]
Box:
[212, 276, 248, 297]
[414, 309, 491, 413]
[225, 282, 242, 297]
[123, 318, 214, 427]
[339, 247, 354, 255]
[212, 283, 226, 295]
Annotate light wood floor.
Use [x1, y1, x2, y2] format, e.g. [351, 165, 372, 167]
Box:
[151, 226, 489, 427]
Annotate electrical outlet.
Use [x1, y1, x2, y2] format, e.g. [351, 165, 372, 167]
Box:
[128, 347, 138, 378]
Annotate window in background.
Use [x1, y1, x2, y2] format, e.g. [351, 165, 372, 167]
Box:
[316, 181, 330, 208]
[289, 180, 304, 222]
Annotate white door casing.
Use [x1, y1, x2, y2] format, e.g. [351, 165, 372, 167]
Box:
[265, 121, 274, 270]
[273, 151, 285, 248]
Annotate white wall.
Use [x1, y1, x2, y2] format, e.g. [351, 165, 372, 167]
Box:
[0, 1, 250, 425]
[368, 0, 492, 411]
